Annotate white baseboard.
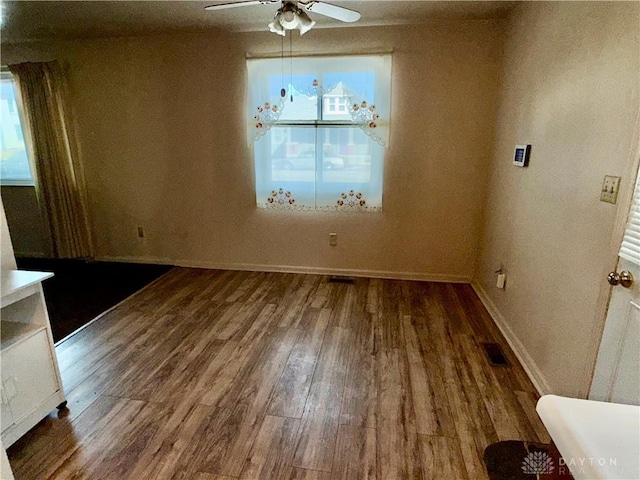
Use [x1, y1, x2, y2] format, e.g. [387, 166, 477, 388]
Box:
[471, 280, 552, 396]
[95, 255, 471, 283]
[95, 255, 174, 266]
[174, 259, 472, 283]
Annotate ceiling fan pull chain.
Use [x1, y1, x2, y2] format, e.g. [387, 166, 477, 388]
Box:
[281, 35, 286, 98]
[290, 33, 293, 103]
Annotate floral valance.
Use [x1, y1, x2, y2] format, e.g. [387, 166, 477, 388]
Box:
[246, 55, 392, 147]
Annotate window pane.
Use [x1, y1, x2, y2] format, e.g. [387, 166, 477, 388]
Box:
[278, 87, 317, 121]
[318, 127, 373, 184]
[254, 128, 316, 209]
[273, 74, 318, 122]
[315, 127, 383, 209]
[0, 78, 32, 183]
[270, 127, 317, 183]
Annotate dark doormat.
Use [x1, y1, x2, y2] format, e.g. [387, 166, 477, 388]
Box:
[484, 440, 575, 479]
[16, 257, 173, 342]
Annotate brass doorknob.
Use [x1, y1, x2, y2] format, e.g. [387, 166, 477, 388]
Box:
[608, 270, 634, 288]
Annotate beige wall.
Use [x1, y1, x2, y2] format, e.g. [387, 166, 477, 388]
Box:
[1, 21, 504, 280]
[1, 187, 52, 257]
[475, 2, 640, 397]
[1, 196, 17, 270]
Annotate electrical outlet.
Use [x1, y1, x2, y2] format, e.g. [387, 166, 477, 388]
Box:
[600, 175, 621, 204]
[137, 226, 145, 239]
[329, 233, 337, 247]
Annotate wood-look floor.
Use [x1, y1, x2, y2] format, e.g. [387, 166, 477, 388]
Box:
[7, 268, 550, 480]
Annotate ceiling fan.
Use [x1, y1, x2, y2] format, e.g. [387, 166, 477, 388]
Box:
[205, 0, 361, 36]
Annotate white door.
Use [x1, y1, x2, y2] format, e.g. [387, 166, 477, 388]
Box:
[591, 169, 640, 405]
[591, 257, 640, 404]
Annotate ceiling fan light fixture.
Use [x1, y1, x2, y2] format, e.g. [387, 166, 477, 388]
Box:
[278, 3, 299, 29]
[268, 13, 286, 36]
[206, 1, 361, 36]
[267, 2, 316, 36]
[282, 9, 296, 23]
[297, 10, 316, 35]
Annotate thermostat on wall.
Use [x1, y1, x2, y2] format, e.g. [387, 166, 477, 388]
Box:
[513, 144, 531, 167]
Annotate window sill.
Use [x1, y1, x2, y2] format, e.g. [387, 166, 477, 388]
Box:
[0, 181, 35, 187]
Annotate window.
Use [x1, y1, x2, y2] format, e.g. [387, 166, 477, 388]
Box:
[620, 172, 640, 266]
[324, 97, 348, 115]
[247, 55, 392, 212]
[0, 71, 33, 185]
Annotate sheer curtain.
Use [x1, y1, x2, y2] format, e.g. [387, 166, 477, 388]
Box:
[247, 55, 392, 212]
[9, 61, 94, 258]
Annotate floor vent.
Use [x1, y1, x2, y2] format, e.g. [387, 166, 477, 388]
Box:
[328, 275, 355, 284]
[481, 342, 509, 366]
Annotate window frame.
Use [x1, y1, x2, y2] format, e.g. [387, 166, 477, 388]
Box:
[0, 69, 35, 187]
[248, 54, 391, 212]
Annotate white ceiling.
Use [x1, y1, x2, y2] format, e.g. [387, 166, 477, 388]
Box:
[0, 1, 515, 44]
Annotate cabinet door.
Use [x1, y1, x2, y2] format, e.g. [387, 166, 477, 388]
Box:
[0, 367, 14, 432]
[2, 330, 59, 424]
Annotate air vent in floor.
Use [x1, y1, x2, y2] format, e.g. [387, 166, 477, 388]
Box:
[328, 275, 355, 284]
[481, 342, 509, 366]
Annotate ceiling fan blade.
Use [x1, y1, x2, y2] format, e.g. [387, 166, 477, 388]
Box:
[205, 0, 277, 11]
[300, 1, 361, 22]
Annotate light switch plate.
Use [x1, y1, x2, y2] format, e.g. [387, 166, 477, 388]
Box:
[601, 175, 621, 204]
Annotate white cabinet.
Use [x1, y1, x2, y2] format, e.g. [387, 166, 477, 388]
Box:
[1, 270, 66, 447]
